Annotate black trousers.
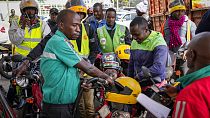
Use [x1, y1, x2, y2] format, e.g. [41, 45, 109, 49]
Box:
[42, 102, 74, 118]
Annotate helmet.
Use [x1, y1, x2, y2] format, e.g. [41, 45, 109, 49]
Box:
[102, 53, 120, 70]
[115, 45, 130, 60]
[19, 0, 38, 11]
[106, 77, 141, 104]
[66, 0, 87, 16]
[69, 6, 87, 14]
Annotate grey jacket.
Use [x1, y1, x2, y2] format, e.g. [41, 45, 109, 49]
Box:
[163, 15, 197, 53]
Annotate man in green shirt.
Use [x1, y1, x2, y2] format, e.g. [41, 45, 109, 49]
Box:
[41, 9, 112, 118]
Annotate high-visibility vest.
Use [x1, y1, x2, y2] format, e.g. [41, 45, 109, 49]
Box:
[70, 23, 90, 58]
[15, 21, 43, 56]
[97, 24, 126, 53]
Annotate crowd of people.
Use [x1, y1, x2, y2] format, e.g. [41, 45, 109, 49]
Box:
[6, 0, 210, 117]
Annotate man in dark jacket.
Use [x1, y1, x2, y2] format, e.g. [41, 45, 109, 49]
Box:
[195, 9, 210, 34]
[47, 8, 59, 33]
[128, 16, 168, 86]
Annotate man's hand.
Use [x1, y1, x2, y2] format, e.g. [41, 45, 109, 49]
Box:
[105, 76, 114, 85]
[81, 81, 92, 90]
[182, 50, 187, 61]
[134, 75, 139, 81]
[104, 69, 118, 80]
[13, 60, 29, 77]
[163, 85, 178, 100]
[75, 59, 114, 85]
[20, 17, 30, 29]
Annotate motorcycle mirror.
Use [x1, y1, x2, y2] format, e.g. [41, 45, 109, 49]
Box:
[4, 56, 11, 62]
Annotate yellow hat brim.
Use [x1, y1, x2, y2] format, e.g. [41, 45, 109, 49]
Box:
[69, 6, 87, 14]
[169, 5, 186, 14]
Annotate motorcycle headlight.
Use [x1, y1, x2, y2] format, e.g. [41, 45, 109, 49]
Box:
[16, 77, 29, 88]
[111, 110, 130, 118]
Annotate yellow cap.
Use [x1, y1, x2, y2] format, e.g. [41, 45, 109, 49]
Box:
[169, 5, 186, 14]
[69, 6, 87, 14]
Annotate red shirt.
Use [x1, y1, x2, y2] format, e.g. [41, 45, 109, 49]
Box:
[173, 76, 210, 118]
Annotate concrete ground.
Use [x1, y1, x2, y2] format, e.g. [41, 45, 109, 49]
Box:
[0, 76, 10, 92]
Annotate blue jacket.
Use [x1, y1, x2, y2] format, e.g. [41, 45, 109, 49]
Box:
[128, 31, 168, 81]
[89, 17, 106, 32]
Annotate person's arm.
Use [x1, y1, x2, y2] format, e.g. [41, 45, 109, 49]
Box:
[87, 24, 100, 64]
[124, 27, 131, 45]
[136, 45, 168, 79]
[75, 59, 112, 82]
[52, 38, 113, 84]
[9, 16, 11, 24]
[8, 24, 25, 46]
[27, 33, 52, 60]
[14, 33, 53, 77]
[190, 20, 197, 37]
[128, 51, 135, 78]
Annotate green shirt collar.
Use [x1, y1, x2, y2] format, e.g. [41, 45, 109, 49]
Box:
[142, 31, 157, 43]
[55, 30, 69, 40]
[131, 31, 166, 51]
[177, 65, 210, 88]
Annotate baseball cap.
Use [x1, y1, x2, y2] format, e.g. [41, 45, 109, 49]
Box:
[50, 8, 59, 14]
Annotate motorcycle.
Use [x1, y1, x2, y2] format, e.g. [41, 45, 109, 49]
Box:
[0, 44, 13, 79]
[167, 49, 187, 84]
[0, 55, 42, 118]
[139, 66, 174, 118]
[91, 77, 140, 118]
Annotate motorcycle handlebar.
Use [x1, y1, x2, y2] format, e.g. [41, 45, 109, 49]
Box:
[85, 77, 108, 85]
[11, 55, 24, 62]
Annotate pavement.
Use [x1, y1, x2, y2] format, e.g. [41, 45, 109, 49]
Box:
[0, 76, 10, 92]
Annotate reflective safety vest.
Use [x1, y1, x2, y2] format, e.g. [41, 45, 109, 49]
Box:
[97, 24, 126, 53]
[15, 21, 43, 56]
[70, 23, 90, 58]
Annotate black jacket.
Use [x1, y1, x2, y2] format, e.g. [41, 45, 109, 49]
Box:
[47, 19, 57, 33]
[195, 10, 210, 34]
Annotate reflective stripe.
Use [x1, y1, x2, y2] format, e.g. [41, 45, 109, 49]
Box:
[42, 52, 57, 59]
[24, 38, 42, 42]
[80, 55, 88, 59]
[16, 45, 31, 51]
[175, 101, 181, 118]
[180, 101, 186, 118]
[186, 20, 191, 42]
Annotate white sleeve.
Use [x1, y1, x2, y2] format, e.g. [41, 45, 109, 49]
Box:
[190, 20, 197, 37]
[8, 25, 25, 46]
[41, 21, 51, 38]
